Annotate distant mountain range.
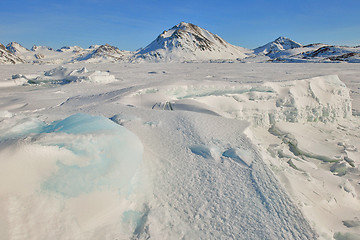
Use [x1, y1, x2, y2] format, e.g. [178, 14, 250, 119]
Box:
[1, 22, 359, 64]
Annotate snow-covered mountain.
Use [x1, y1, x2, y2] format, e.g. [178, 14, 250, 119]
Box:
[3, 43, 132, 64]
[74, 44, 133, 63]
[133, 22, 252, 62]
[5, 43, 75, 64]
[6, 42, 30, 55]
[0, 43, 24, 64]
[254, 36, 303, 56]
[251, 37, 360, 63]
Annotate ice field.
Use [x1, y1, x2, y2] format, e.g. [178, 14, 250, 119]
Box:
[0, 63, 359, 239]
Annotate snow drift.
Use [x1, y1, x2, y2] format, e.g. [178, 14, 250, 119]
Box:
[0, 62, 359, 239]
[122, 75, 352, 127]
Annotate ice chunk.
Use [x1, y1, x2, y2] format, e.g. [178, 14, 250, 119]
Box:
[0, 113, 143, 197]
[87, 70, 116, 83]
[13, 66, 117, 85]
[42, 114, 143, 197]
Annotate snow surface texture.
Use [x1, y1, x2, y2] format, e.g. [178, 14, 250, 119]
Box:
[0, 63, 359, 239]
[123, 75, 352, 127]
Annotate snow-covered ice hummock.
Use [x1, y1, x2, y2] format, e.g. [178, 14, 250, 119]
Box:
[122, 75, 352, 127]
[120, 74, 360, 239]
[11, 66, 117, 85]
[0, 113, 146, 239]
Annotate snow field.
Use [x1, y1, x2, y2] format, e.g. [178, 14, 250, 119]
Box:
[115, 67, 359, 238]
[0, 62, 359, 239]
[115, 110, 316, 239]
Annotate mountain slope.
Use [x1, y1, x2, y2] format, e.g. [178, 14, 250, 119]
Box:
[133, 22, 251, 62]
[0, 43, 24, 64]
[6, 42, 30, 55]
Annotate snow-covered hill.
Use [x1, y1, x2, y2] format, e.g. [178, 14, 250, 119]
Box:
[252, 38, 360, 63]
[267, 44, 360, 63]
[300, 45, 360, 63]
[6, 43, 82, 64]
[132, 22, 252, 62]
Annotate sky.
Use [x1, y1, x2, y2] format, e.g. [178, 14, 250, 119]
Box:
[0, 0, 359, 51]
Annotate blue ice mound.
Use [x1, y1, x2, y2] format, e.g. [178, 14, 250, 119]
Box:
[41, 113, 143, 197]
[1, 113, 143, 198]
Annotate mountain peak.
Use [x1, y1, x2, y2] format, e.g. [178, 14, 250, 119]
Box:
[177, 21, 190, 28]
[7, 41, 21, 47]
[274, 36, 300, 44]
[94, 44, 120, 54]
[275, 36, 289, 41]
[6, 42, 29, 54]
[73, 43, 131, 63]
[134, 22, 250, 62]
[171, 22, 206, 36]
[254, 36, 302, 55]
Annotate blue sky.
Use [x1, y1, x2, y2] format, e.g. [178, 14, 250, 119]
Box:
[1, 0, 359, 50]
